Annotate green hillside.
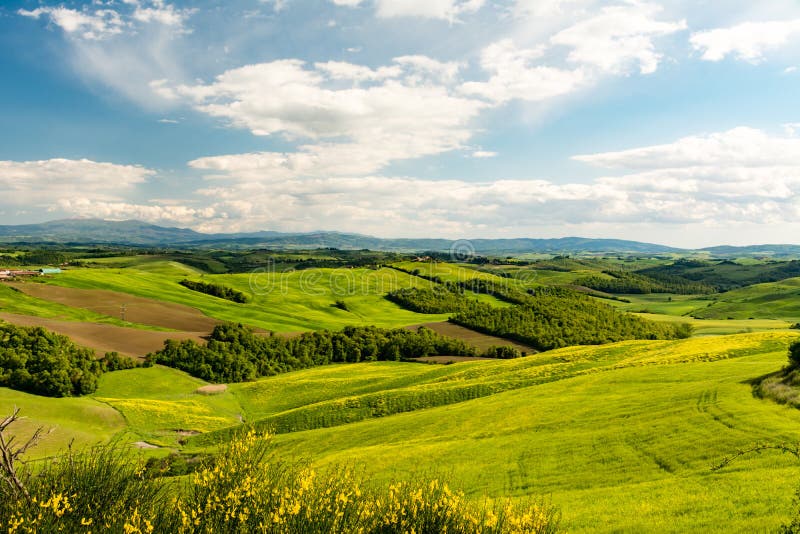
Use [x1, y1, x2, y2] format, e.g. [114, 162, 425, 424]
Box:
[33, 266, 450, 331]
[5, 331, 800, 531]
[692, 277, 800, 321]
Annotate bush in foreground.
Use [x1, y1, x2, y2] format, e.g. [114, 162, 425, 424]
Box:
[0, 415, 559, 534]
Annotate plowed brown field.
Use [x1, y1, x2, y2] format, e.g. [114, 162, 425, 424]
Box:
[10, 283, 219, 331]
[405, 321, 537, 354]
[0, 313, 206, 359]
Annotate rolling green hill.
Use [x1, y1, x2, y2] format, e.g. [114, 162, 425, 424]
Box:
[30, 266, 450, 332]
[692, 277, 800, 321]
[3, 331, 800, 531]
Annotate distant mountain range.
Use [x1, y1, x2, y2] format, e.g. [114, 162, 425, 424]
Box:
[0, 219, 798, 257]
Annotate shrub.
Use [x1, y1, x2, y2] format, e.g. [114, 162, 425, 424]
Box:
[0, 415, 561, 534]
[0, 322, 104, 397]
[789, 341, 800, 369]
[179, 279, 249, 303]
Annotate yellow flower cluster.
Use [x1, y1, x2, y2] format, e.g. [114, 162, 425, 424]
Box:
[2, 428, 558, 534]
[123, 508, 154, 534]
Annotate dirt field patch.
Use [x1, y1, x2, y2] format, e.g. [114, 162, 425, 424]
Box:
[132, 441, 160, 449]
[0, 312, 206, 359]
[10, 283, 219, 331]
[195, 384, 228, 395]
[405, 321, 537, 355]
[412, 355, 493, 364]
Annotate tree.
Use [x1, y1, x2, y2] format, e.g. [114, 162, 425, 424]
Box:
[789, 340, 800, 368]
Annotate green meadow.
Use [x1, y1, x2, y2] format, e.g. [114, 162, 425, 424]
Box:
[6, 253, 800, 531]
[693, 277, 800, 321]
[33, 265, 449, 331]
[5, 331, 800, 531]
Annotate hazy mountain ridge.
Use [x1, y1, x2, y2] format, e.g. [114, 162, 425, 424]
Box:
[0, 219, 796, 256]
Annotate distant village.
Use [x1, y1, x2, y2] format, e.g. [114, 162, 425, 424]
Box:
[0, 268, 62, 280]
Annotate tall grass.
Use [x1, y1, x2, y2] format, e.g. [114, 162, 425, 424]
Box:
[0, 426, 559, 533]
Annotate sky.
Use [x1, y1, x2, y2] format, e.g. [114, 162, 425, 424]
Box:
[1, 0, 800, 247]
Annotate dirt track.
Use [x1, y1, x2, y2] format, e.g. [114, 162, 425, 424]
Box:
[405, 321, 537, 354]
[10, 283, 219, 331]
[0, 313, 206, 360]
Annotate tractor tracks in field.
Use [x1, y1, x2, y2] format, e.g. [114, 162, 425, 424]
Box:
[696, 389, 737, 430]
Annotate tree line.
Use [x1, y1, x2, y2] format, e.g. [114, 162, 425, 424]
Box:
[576, 271, 715, 295]
[387, 284, 692, 352]
[0, 322, 138, 397]
[148, 323, 480, 383]
[179, 279, 250, 303]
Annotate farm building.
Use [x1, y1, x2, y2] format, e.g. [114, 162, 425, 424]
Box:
[0, 268, 61, 280]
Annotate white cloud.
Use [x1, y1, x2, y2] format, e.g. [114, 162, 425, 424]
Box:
[513, 0, 586, 18]
[375, 0, 485, 22]
[18, 1, 194, 108]
[573, 127, 800, 169]
[471, 151, 497, 158]
[314, 61, 401, 82]
[260, 0, 289, 13]
[18, 1, 193, 39]
[330, 0, 365, 6]
[460, 39, 586, 103]
[27, 128, 800, 244]
[18, 7, 126, 40]
[690, 19, 800, 63]
[130, 0, 195, 29]
[177, 127, 800, 237]
[550, 2, 687, 74]
[0, 158, 154, 207]
[164, 57, 487, 176]
[56, 198, 215, 225]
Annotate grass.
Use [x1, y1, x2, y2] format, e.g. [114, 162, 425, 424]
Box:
[93, 366, 245, 447]
[262, 337, 800, 532]
[0, 387, 125, 457]
[0, 284, 144, 328]
[35, 267, 449, 332]
[4, 332, 800, 530]
[692, 277, 800, 321]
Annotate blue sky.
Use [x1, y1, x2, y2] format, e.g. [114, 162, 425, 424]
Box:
[1, 0, 800, 247]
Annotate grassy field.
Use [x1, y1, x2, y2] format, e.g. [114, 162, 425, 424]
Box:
[30, 266, 450, 332]
[0, 283, 143, 328]
[261, 333, 800, 532]
[692, 277, 800, 321]
[4, 331, 800, 531]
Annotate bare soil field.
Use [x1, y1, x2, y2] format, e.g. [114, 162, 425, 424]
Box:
[412, 355, 493, 364]
[405, 321, 537, 354]
[195, 384, 228, 395]
[0, 312, 206, 359]
[10, 283, 219, 331]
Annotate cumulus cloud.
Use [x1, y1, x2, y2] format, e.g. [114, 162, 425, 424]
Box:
[460, 39, 586, 103]
[571, 127, 800, 224]
[26, 128, 800, 243]
[174, 126, 800, 237]
[374, 0, 485, 22]
[18, 1, 194, 108]
[19, 1, 193, 39]
[18, 7, 126, 40]
[56, 198, 216, 225]
[471, 151, 497, 158]
[573, 127, 800, 169]
[162, 57, 486, 177]
[0, 158, 154, 207]
[513, 0, 587, 18]
[690, 19, 800, 63]
[550, 2, 687, 74]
